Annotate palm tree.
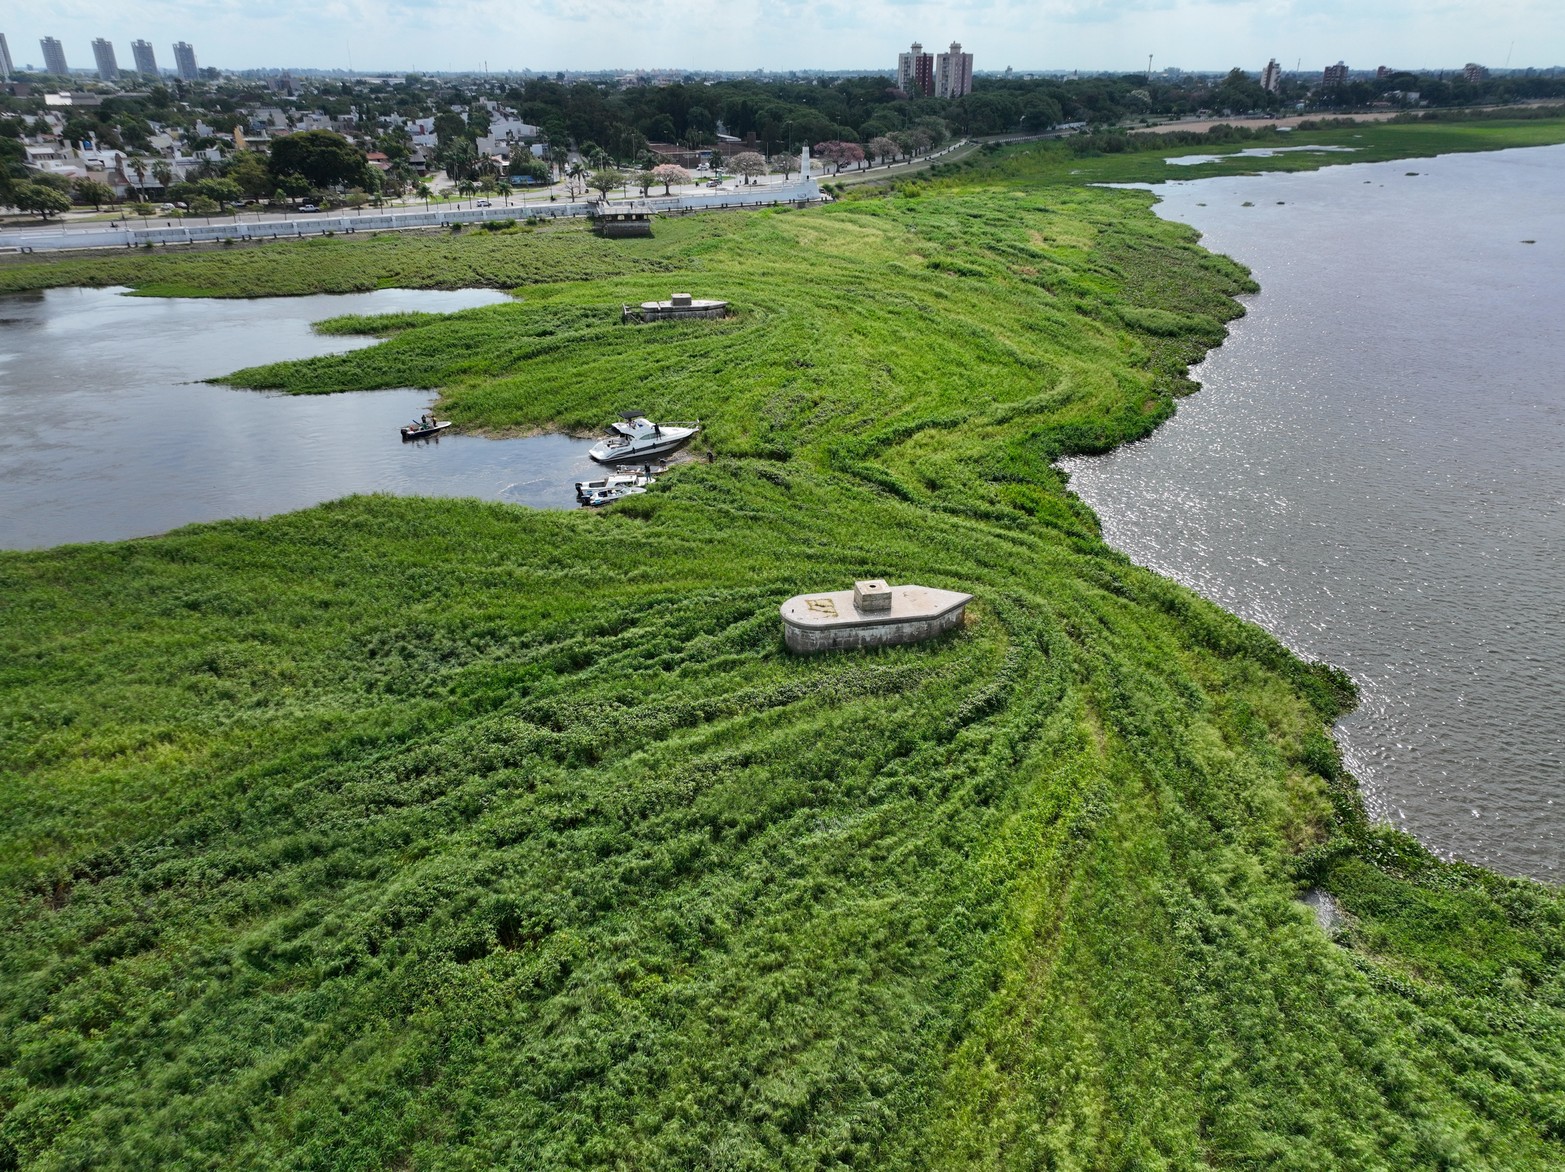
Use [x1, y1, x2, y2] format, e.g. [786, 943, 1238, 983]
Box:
[565, 161, 587, 198]
[127, 156, 149, 201]
[151, 160, 173, 193]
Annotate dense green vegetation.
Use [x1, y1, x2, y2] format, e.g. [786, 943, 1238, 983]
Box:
[3, 125, 1564, 1168]
[921, 115, 1565, 188]
[0, 224, 675, 299]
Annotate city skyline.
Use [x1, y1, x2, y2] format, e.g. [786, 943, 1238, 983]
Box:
[7, 0, 1564, 76]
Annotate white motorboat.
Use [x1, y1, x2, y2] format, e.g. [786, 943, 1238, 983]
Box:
[580, 485, 648, 507]
[588, 412, 700, 464]
[574, 472, 656, 500]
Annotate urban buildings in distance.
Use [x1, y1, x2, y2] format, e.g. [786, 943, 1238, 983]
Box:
[897, 40, 972, 98]
[92, 37, 118, 81]
[1261, 58, 1281, 93]
[40, 35, 68, 76]
[1323, 60, 1349, 87]
[22, 34, 197, 80]
[936, 42, 973, 98]
[897, 42, 934, 96]
[132, 39, 158, 76]
[174, 41, 199, 81]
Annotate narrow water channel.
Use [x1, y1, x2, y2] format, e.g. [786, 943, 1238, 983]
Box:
[0, 287, 599, 549]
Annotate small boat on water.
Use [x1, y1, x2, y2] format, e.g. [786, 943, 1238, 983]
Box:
[588, 412, 699, 464]
[401, 416, 453, 441]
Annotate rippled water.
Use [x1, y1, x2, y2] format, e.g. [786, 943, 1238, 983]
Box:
[1062, 144, 1565, 881]
[0, 287, 600, 549]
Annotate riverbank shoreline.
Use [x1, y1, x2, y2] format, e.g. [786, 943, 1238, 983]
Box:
[1065, 141, 1565, 882]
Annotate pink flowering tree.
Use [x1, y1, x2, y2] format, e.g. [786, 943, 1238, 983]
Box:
[649, 163, 692, 194]
[729, 151, 768, 185]
[813, 140, 866, 174]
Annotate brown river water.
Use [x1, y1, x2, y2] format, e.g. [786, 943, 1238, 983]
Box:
[1062, 144, 1565, 881]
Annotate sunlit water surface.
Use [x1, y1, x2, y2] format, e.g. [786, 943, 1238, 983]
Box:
[0, 287, 599, 549]
[1061, 144, 1565, 880]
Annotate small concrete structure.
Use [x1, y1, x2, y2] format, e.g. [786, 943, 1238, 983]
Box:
[781, 581, 972, 654]
[630, 292, 730, 323]
[593, 209, 653, 238]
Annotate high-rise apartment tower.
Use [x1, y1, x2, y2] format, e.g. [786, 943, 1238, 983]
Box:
[896, 42, 935, 96]
[1261, 58, 1281, 93]
[1322, 60, 1349, 87]
[41, 36, 68, 76]
[0, 33, 14, 81]
[92, 37, 119, 80]
[935, 41, 973, 98]
[132, 39, 158, 76]
[173, 41, 198, 81]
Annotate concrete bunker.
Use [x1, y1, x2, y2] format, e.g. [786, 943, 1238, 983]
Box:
[780, 580, 973, 654]
[623, 292, 731, 324]
[593, 209, 653, 238]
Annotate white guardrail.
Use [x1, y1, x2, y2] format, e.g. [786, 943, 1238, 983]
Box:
[1, 179, 826, 253]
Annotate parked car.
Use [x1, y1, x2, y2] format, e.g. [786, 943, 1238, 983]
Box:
[298, 203, 321, 213]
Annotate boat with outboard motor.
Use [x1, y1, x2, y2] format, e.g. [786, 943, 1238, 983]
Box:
[580, 484, 648, 507]
[575, 471, 657, 501]
[588, 412, 699, 464]
[400, 413, 453, 441]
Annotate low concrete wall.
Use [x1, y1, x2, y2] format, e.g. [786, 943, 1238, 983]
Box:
[782, 605, 967, 653]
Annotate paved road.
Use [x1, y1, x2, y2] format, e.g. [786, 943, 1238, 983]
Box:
[1, 175, 829, 253]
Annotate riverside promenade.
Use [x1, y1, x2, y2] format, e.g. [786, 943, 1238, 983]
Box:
[0, 174, 824, 254]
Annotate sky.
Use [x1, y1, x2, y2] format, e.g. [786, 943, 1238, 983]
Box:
[11, 0, 1565, 76]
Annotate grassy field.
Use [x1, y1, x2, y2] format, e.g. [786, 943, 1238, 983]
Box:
[956, 116, 1565, 187]
[3, 122, 1564, 1168]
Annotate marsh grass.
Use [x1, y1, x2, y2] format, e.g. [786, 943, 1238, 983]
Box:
[2, 121, 1564, 1168]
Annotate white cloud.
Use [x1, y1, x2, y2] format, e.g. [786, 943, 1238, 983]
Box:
[15, 0, 1565, 71]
